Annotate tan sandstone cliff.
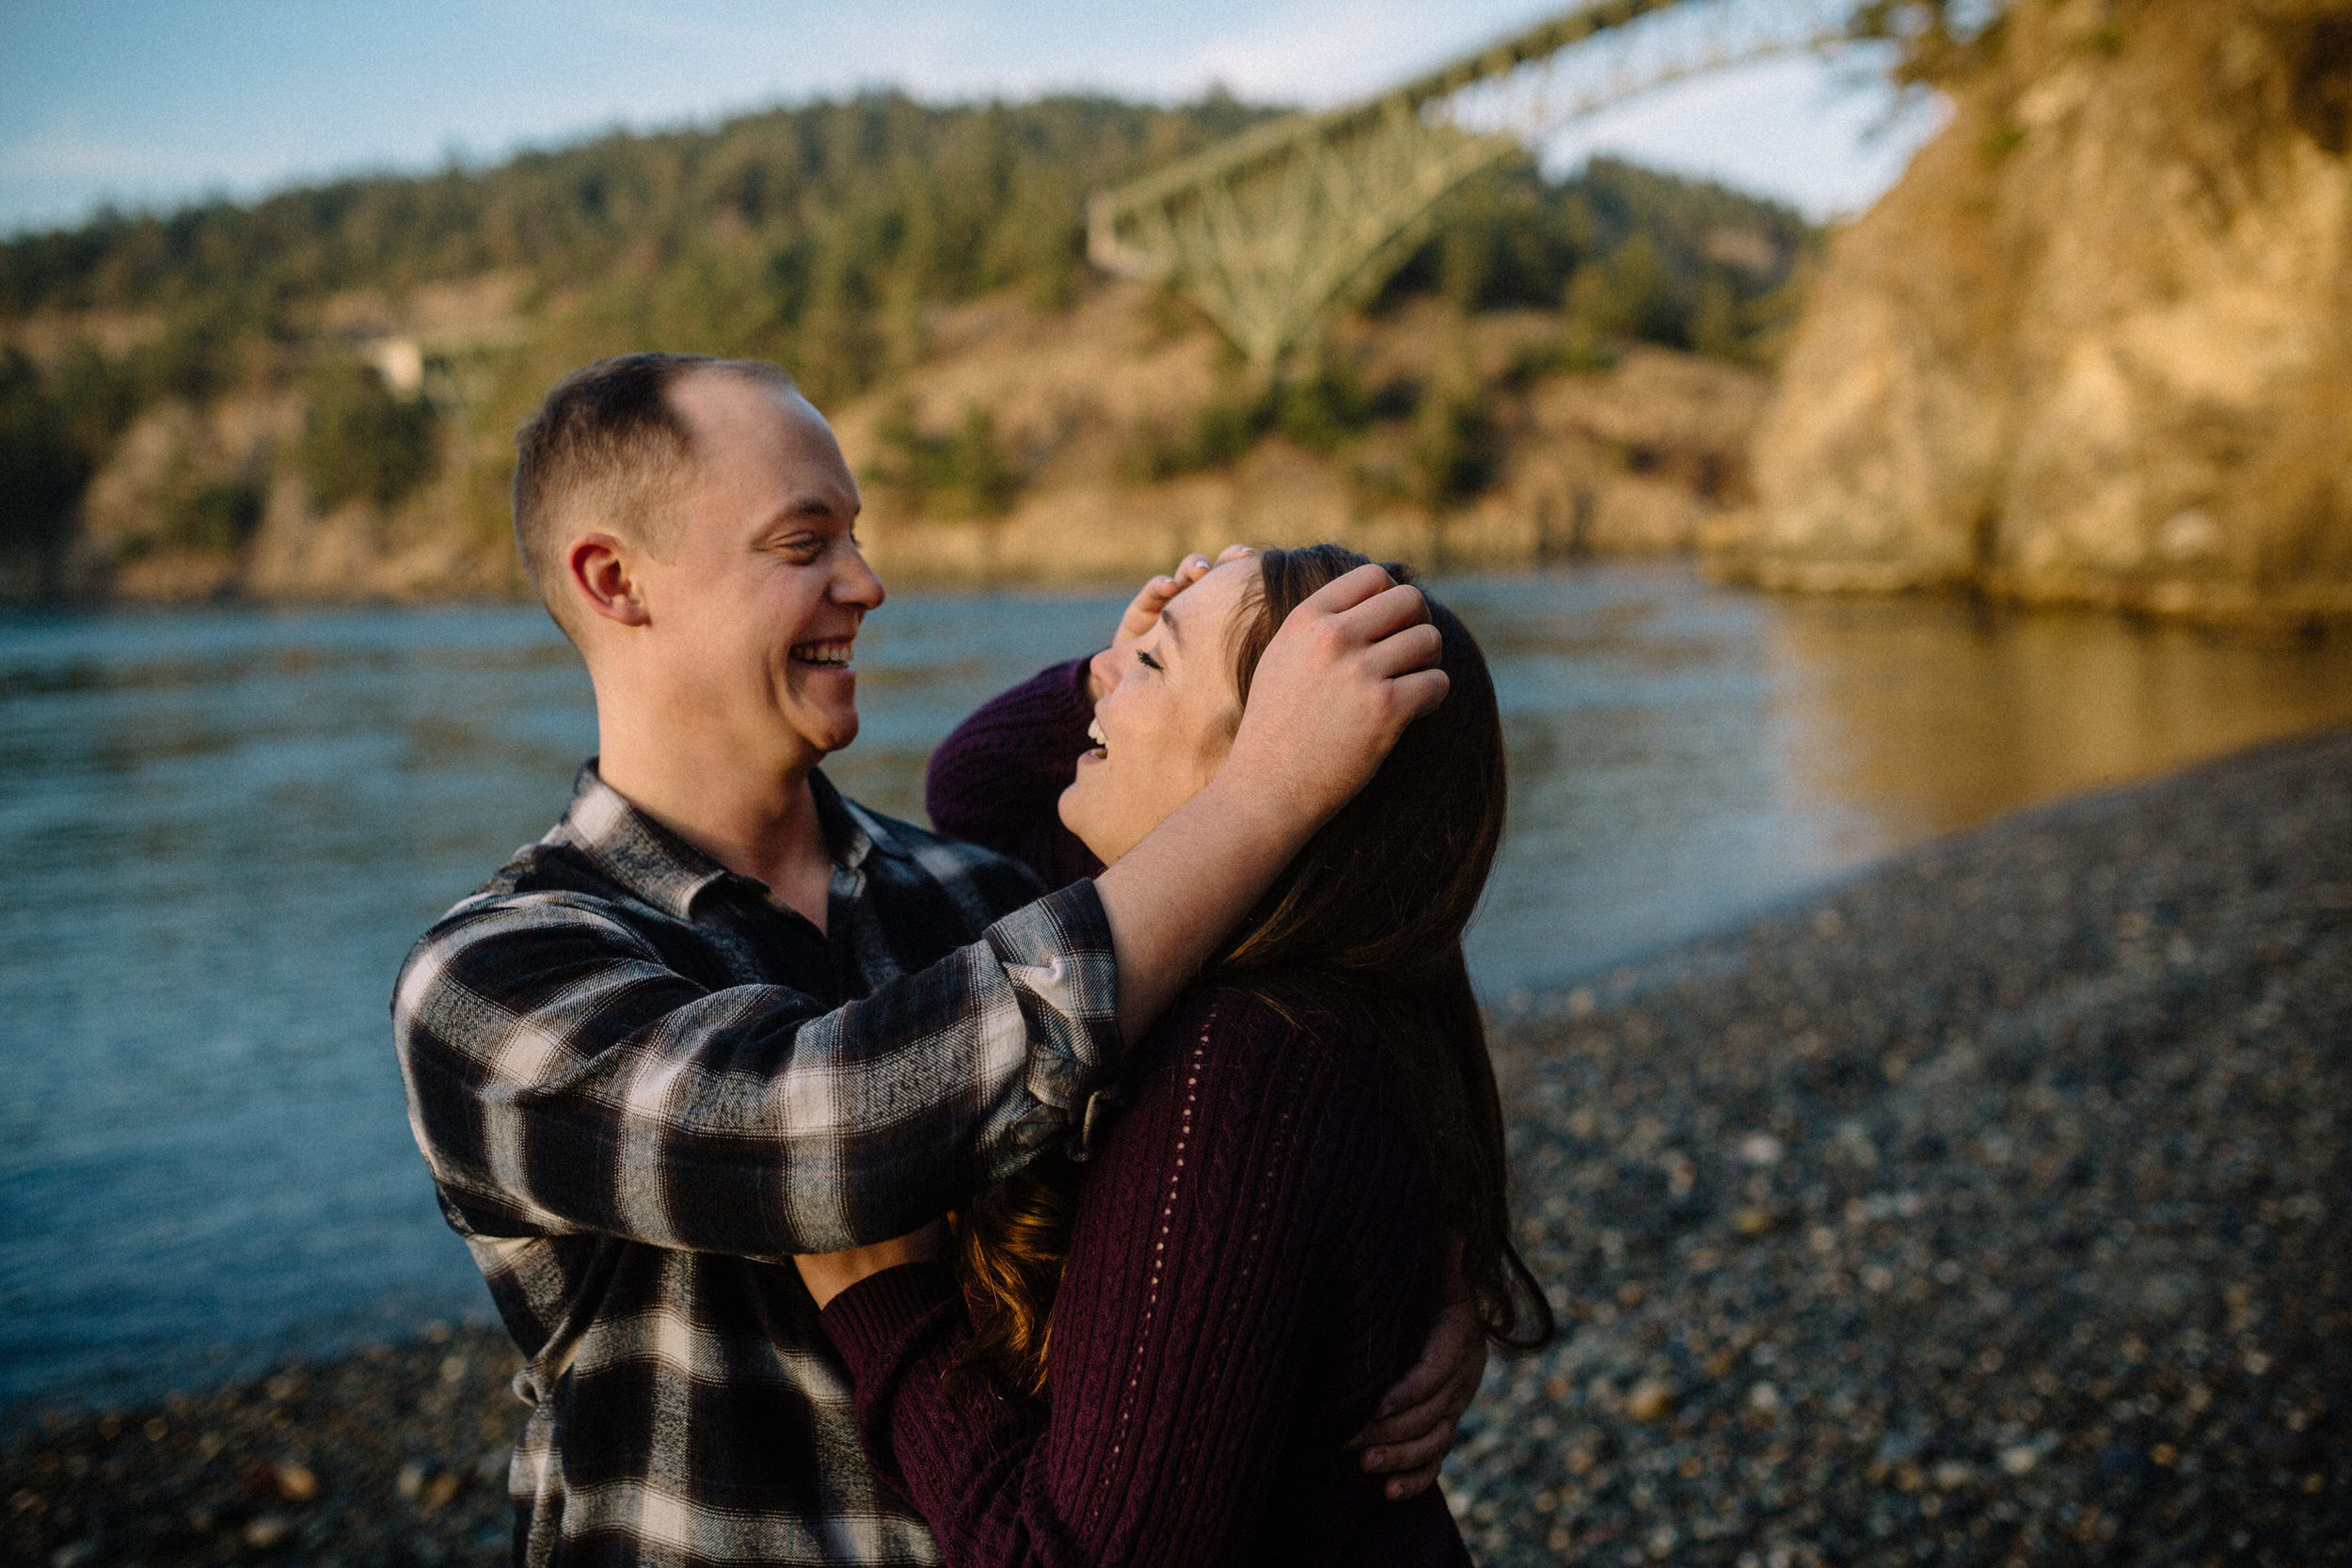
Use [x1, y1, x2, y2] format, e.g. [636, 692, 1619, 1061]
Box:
[843, 288, 1766, 586]
[23, 282, 1765, 603]
[1723, 0, 2352, 624]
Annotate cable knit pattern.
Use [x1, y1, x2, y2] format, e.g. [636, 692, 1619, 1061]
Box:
[874, 655, 1474, 1564]
[820, 985, 1471, 1567]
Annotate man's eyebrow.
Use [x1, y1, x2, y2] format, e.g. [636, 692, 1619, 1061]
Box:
[770, 495, 859, 527]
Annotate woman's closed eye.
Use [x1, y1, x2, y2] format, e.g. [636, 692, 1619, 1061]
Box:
[1135, 648, 1164, 673]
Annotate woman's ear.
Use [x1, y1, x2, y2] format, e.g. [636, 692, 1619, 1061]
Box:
[566, 531, 650, 628]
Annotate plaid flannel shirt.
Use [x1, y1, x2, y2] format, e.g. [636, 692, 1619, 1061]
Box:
[390, 763, 1122, 1567]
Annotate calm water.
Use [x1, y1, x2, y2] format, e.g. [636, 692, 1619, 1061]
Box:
[7, 564, 2352, 1412]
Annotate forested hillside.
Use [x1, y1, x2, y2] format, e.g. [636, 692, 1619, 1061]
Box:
[0, 90, 1816, 600]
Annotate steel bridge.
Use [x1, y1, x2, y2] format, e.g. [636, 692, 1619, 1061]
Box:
[1088, 0, 1856, 368]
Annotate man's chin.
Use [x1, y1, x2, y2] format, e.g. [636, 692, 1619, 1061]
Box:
[788, 703, 860, 760]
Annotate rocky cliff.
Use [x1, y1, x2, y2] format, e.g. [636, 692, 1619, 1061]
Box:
[20, 283, 1769, 601]
[1724, 0, 2352, 624]
[842, 288, 1768, 587]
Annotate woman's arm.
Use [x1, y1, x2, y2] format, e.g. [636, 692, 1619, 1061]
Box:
[815, 998, 1438, 1568]
[924, 656, 1104, 892]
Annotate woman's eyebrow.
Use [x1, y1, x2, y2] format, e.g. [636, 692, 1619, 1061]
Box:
[1159, 604, 1184, 654]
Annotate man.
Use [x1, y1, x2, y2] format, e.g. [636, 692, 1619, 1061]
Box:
[393, 354, 1482, 1566]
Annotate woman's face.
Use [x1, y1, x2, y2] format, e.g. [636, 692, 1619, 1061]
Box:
[1058, 556, 1258, 865]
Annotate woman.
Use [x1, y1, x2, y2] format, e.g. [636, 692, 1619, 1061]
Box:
[795, 546, 1551, 1566]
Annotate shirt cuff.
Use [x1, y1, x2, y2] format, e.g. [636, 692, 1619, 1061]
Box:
[981, 879, 1126, 1162]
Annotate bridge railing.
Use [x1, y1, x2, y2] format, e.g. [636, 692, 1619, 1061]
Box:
[1088, 0, 1859, 367]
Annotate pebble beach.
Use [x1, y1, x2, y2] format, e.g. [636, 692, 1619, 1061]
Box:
[1460, 723, 2351, 1565]
[7, 725, 2348, 1566]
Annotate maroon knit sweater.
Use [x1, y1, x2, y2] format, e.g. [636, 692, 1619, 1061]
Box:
[814, 659, 1473, 1568]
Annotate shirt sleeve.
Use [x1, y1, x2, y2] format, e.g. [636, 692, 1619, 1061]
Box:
[391, 880, 1120, 1259]
[925, 657, 1107, 892]
[818, 997, 1433, 1568]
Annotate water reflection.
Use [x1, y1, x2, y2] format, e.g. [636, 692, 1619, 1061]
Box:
[1432, 569, 1874, 996]
[5, 570, 2351, 1410]
[1761, 595, 2352, 849]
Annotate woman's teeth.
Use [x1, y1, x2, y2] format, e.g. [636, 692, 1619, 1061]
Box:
[791, 640, 854, 668]
[1087, 719, 1108, 757]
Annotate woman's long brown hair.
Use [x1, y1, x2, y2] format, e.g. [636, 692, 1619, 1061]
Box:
[955, 545, 1555, 1396]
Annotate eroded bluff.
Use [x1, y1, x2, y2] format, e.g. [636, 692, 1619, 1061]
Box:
[1723, 0, 2352, 622]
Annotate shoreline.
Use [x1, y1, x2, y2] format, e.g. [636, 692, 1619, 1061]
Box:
[9, 568, 2352, 637]
[8, 726, 2348, 1565]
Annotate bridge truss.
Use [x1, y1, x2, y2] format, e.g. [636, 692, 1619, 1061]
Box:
[1087, 0, 1857, 368]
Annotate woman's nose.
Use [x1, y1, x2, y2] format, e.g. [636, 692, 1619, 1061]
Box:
[1089, 644, 1121, 696]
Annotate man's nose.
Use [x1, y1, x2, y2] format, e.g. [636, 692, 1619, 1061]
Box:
[833, 543, 885, 610]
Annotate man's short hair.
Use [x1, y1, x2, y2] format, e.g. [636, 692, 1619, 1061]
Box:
[511, 353, 799, 629]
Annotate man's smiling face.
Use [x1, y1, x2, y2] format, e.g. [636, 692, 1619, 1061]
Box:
[638, 371, 883, 775]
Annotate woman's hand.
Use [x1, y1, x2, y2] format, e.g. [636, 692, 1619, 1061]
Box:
[1089, 546, 1255, 701]
[794, 1219, 949, 1310]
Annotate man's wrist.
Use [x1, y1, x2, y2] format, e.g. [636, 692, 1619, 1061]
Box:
[1190, 767, 1314, 871]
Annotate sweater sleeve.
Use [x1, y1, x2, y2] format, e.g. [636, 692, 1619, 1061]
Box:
[820, 996, 1422, 1568]
[925, 657, 1106, 892]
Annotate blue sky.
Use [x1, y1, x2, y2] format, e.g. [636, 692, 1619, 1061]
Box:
[0, 0, 1947, 236]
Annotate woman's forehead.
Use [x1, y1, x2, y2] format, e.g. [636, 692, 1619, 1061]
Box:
[1167, 555, 1259, 632]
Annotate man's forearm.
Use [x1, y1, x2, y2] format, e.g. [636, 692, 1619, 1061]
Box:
[394, 881, 1122, 1257]
[1091, 774, 1298, 1042]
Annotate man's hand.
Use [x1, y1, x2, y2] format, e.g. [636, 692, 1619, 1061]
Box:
[1348, 1296, 1488, 1500]
[1219, 562, 1448, 831]
[1090, 546, 1254, 702]
[1089, 558, 1445, 1043]
[794, 1220, 948, 1310]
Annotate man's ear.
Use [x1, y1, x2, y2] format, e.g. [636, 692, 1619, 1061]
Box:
[566, 531, 650, 627]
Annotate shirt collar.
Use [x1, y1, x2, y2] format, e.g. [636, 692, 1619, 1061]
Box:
[557, 760, 909, 921]
[820, 771, 916, 872]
